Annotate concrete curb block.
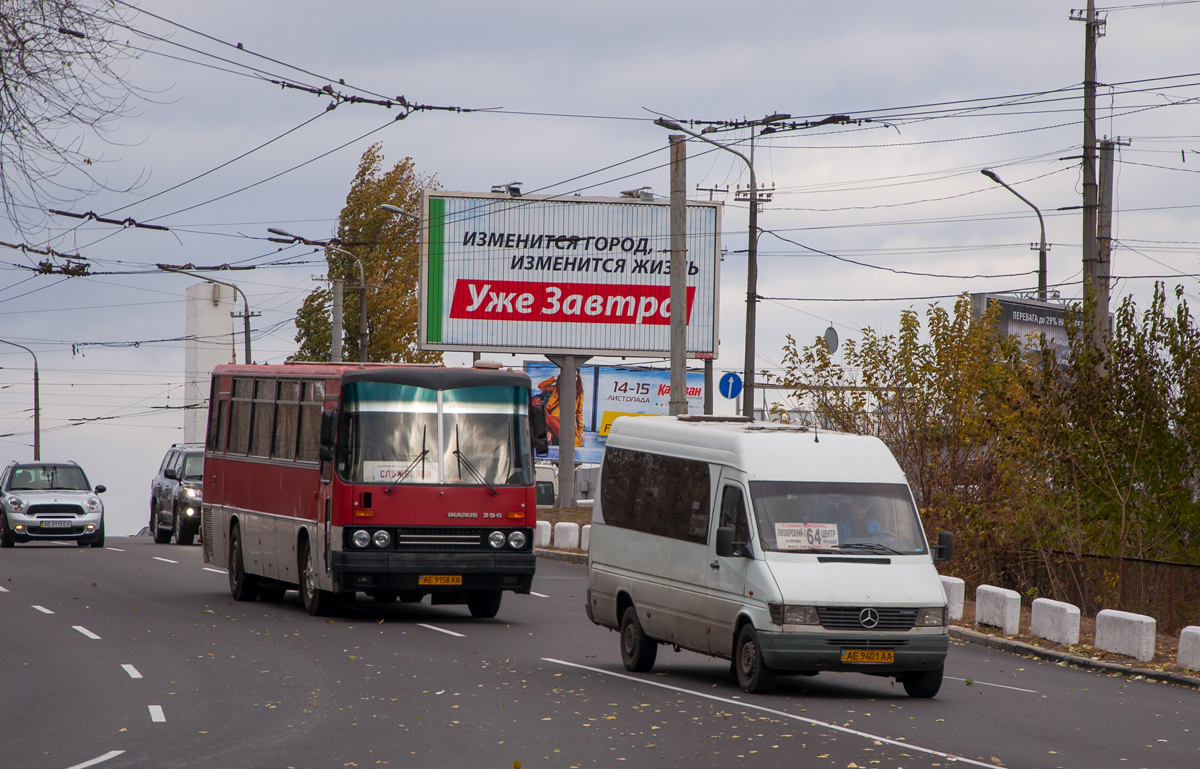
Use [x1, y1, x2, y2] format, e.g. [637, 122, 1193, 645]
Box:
[1095, 609, 1156, 662]
[1031, 597, 1081, 647]
[948, 626, 1200, 689]
[939, 576, 965, 622]
[534, 520, 551, 548]
[1179, 626, 1200, 672]
[553, 522, 580, 549]
[534, 548, 588, 565]
[976, 585, 1021, 635]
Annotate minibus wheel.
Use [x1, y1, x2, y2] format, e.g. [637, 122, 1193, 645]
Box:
[900, 665, 943, 698]
[735, 624, 777, 694]
[619, 607, 657, 672]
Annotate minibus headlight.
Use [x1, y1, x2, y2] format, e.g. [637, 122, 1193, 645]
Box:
[372, 530, 391, 548]
[507, 530, 527, 549]
[915, 607, 947, 627]
[488, 530, 506, 549]
[767, 603, 819, 626]
[351, 529, 371, 549]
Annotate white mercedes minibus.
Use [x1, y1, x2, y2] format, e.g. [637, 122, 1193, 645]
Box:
[585, 416, 953, 697]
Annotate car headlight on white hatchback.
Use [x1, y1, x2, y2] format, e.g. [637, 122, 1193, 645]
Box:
[5, 495, 26, 513]
[85, 496, 102, 513]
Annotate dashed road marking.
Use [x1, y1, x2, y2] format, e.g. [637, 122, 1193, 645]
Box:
[65, 750, 125, 769]
[202, 567, 225, 574]
[106, 547, 125, 552]
[0, 585, 8, 592]
[529, 591, 550, 598]
[32, 604, 54, 614]
[417, 623, 465, 638]
[148, 705, 166, 722]
[121, 664, 142, 679]
[73, 626, 101, 640]
[945, 675, 1038, 693]
[152, 556, 178, 564]
[544, 658, 999, 769]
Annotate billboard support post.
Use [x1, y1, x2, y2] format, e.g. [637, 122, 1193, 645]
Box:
[547, 354, 591, 508]
[669, 135, 688, 416]
[704, 359, 713, 415]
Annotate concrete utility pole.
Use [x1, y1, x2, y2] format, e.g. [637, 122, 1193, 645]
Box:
[1076, 1, 1104, 342]
[0, 339, 39, 460]
[331, 279, 344, 363]
[668, 135, 688, 416]
[1097, 138, 1127, 335]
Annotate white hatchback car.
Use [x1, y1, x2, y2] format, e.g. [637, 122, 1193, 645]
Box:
[0, 461, 106, 547]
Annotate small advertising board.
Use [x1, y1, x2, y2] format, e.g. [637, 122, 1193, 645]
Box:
[525, 361, 704, 463]
[971, 293, 1069, 351]
[420, 192, 721, 357]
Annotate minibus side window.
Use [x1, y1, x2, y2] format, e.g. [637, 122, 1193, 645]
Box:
[718, 486, 751, 547]
[600, 447, 709, 544]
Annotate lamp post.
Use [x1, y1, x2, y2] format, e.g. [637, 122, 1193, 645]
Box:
[269, 228, 369, 363]
[158, 268, 255, 364]
[982, 169, 1048, 301]
[0, 339, 39, 460]
[655, 117, 765, 419]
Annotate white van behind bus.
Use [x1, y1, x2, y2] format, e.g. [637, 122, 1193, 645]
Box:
[585, 416, 953, 697]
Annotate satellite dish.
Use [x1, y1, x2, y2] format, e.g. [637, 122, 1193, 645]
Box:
[824, 325, 839, 353]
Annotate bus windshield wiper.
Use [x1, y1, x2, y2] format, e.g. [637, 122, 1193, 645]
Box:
[839, 541, 903, 555]
[383, 426, 428, 494]
[453, 425, 497, 496]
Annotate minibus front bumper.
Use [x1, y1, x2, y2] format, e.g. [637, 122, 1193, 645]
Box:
[756, 630, 949, 674]
[331, 551, 536, 594]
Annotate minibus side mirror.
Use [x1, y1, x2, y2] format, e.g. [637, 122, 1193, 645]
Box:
[933, 531, 954, 561]
[319, 409, 338, 462]
[716, 527, 737, 558]
[530, 400, 548, 455]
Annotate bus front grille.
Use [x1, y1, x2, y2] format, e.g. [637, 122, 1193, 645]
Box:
[395, 527, 487, 551]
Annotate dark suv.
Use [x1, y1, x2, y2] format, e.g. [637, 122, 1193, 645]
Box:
[150, 444, 204, 545]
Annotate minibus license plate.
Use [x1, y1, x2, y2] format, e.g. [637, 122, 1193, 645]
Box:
[418, 575, 462, 586]
[841, 649, 894, 664]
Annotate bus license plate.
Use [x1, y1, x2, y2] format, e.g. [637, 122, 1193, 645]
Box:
[841, 649, 894, 664]
[418, 575, 462, 586]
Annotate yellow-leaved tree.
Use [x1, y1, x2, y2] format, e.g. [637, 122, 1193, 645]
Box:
[292, 144, 441, 364]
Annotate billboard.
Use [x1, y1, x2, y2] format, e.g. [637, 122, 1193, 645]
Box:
[526, 361, 705, 463]
[971, 293, 1069, 350]
[420, 192, 721, 357]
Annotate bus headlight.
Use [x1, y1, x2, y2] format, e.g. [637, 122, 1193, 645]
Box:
[488, 530, 506, 549]
[507, 530, 527, 549]
[372, 530, 391, 548]
[915, 607, 947, 627]
[351, 529, 371, 549]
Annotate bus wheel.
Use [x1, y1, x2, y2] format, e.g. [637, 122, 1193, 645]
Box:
[228, 525, 259, 602]
[735, 624, 777, 694]
[619, 606, 657, 673]
[467, 590, 503, 618]
[300, 539, 337, 616]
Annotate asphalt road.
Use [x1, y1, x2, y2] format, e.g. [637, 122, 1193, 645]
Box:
[1, 538, 1197, 769]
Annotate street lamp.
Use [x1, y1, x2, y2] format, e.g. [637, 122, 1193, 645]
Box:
[158, 268, 255, 365]
[654, 116, 771, 419]
[0, 339, 39, 459]
[269, 228, 369, 363]
[379, 204, 419, 221]
[982, 169, 1048, 301]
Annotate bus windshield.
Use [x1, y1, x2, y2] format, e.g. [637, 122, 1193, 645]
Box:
[749, 481, 928, 556]
[337, 382, 533, 487]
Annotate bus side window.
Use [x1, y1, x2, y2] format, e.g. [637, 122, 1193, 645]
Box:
[719, 486, 751, 549]
[296, 381, 324, 463]
[228, 378, 253, 455]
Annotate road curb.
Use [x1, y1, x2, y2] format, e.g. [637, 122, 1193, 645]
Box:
[949, 625, 1200, 689]
[534, 548, 587, 565]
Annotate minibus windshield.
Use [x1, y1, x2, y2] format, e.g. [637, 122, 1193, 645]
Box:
[338, 382, 533, 487]
[749, 481, 928, 555]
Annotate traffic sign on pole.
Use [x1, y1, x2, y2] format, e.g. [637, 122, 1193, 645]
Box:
[719, 372, 743, 400]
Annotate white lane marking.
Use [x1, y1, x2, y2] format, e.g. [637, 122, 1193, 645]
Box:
[73, 625, 101, 640]
[417, 623, 465, 637]
[544, 658, 998, 769]
[32, 604, 54, 614]
[945, 675, 1038, 693]
[148, 705, 166, 722]
[106, 547, 125, 552]
[152, 556, 178, 564]
[121, 664, 143, 679]
[0, 585, 8, 592]
[65, 750, 125, 769]
[202, 567, 226, 574]
[529, 591, 550, 598]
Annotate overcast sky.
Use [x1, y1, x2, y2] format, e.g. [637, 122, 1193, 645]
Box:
[3, 1, 1199, 534]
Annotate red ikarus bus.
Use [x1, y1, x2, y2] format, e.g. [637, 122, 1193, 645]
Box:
[202, 361, 546, 618]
